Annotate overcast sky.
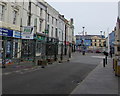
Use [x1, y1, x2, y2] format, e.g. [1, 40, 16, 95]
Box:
[45, 1, 118, 36]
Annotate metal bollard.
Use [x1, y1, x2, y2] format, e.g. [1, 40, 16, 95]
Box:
[105, 56, 107, 65]
[103, 58, 105, 67]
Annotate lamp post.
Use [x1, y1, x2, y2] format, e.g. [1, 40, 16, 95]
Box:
[82, 27, 85, 36]
[100, 31, 102, 38]
[82, 27, 85, 55]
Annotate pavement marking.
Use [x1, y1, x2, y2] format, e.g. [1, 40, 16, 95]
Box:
[91, 56, 111, 59]
[3, 72, 12, 75]
[15, 70, 21, 73]
[23, 69, 29, 71]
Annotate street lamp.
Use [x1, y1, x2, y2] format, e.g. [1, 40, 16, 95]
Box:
[100, 31, 102, 37]
[82, 27, 85, 36]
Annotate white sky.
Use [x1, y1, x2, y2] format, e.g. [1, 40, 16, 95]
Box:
[45, 0, 118, 36]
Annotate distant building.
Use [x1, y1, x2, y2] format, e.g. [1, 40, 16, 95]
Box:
[114, 17, 120, 56]
[76, 35, 106, 52]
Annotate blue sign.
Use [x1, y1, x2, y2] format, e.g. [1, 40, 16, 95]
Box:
[0, 28, 13, 37]
[13, 31, 21, 38]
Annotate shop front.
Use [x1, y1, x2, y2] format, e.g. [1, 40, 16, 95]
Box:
[0, 28, 21, 65]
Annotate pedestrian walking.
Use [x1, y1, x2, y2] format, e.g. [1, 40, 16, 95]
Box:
[110, 50, 112, 58]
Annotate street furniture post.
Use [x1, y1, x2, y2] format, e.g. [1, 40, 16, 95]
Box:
[103, 58, 105, 67]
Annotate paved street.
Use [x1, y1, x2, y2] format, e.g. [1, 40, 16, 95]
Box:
[2, 52, 104, 94]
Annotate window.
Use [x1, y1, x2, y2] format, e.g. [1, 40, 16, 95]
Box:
[52, 17, 54, 24]
[13, 10, 17, 24]
[47, 24, 49, 34]
[95, 43, 96, 46]
[47, 14, 49, 22]
[117, 47, 120, 51]
[40, 8, 42, 16]
[0, 4, 5, 21]
[51, 27, 53, 37]
[55, 28, 58, 38]
[95, 39, 96, 42]
[99, 39, 101, 42]
[39, 20, 42, 32]
[91, 43, 92, 46]
[56, 19, 57, 25]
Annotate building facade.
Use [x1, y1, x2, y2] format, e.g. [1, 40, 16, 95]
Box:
[0, 0, 75, 65]
[76, 35, 106, 52]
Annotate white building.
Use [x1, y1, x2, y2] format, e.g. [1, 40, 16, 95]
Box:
[45, 2, 59, 39]
[0, 0, 75, 64]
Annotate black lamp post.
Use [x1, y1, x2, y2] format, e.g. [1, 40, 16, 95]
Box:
[82, 27, 85, 36]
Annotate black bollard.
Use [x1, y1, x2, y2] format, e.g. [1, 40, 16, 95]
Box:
[103, 58, 105, 67]
[105, 56, 107, 65]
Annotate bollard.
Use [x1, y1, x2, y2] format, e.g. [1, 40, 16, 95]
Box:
[113, 59, 115, 71]
[103, 58, 105, 67]
[105, 56, 107, 65]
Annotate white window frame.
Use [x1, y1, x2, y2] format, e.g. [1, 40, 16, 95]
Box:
[13, 9, 17, 24]
[39, 19, 43, 32]
[0, 4, 5, 21]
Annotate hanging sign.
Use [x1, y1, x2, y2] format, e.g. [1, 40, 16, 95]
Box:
[22, 26, 34, 39]
[13, 31, 21, 38]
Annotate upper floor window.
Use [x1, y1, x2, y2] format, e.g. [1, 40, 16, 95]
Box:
[95, 39, 96, 42]
[52, 17, 54, 24]
[47, 14, 49, 22]
[51, 26, 54, 37]
[40, 8, 42, 16]
[55, 28, 58, 38]
[47, 24, 49, 34]
[39, 20, 42, 32]
[56, 19, 57, 25]
[0, 4, 5, 21]
[95, 43, 96, 46]
[13, 10, 17, 24]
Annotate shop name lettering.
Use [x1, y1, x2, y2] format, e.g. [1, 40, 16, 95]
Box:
[23, 28, 33, 34]
[0, 28, 8, 33]
[0, 28, 11, 36]
[0, 28, 8, 36]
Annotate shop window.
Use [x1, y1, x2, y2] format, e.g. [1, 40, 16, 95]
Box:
[6, 40, 12, 59]
[12, 39, 18, 58]
[118, 47, 120, 51]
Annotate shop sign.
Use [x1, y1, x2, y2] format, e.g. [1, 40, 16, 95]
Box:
[0, 28, 13, 37]
[13, 31, 21, 38]
[64, 41, 69, 45]
[37, 36, 45, 41]
[22, 26, 34, 39]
